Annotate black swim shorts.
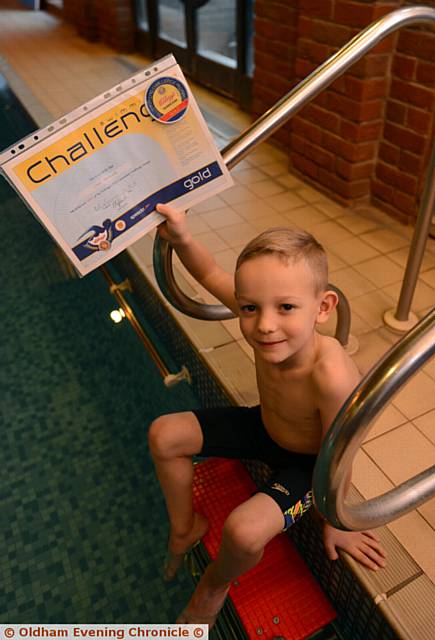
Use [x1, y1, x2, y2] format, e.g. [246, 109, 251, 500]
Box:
[193, 405, 317, 531]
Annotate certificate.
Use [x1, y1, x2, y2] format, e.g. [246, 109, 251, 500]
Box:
[0, 54, 233, 275]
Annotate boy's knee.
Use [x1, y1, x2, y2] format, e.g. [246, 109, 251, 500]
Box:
[223, 511, 265, 557]
[148, 412, 201, 459]
[148, 415, 177, 459]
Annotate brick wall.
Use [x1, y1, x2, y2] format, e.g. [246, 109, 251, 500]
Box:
[291, 1, 397, 204]
[95, 0, 135, 52]
[63, 0, 135, 52]
[253, 0, 435, 223]
[373, 0, 435, 222]
[252, 2, 300, 148]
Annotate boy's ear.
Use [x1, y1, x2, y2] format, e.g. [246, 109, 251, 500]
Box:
[316, 289, 339, 324]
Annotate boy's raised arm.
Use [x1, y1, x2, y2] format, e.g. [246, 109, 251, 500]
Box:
[156, 204, 238, 314]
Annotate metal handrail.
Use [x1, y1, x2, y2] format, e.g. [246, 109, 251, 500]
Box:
[390, 140, 435, 324]
[313, 308, 435, 531]
[153, 5, 435, 328]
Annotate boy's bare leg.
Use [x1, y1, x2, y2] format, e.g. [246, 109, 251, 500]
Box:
[148, 412, 209, 580]
[177, 493, 284, 626]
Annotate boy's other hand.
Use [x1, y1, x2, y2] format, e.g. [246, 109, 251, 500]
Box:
[322, 522, 387, 571]
[156, 203, 191, 247]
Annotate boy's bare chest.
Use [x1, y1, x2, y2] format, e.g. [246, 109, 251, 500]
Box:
[256, 367, 322, 454]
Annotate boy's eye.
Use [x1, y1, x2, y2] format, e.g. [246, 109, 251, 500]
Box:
[241, 304, 256, 313]
[281, 303, 294, 311]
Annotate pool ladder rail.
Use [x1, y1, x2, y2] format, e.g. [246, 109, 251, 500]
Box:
[314, 306, 435, 531]
[100, 266, 191, 388]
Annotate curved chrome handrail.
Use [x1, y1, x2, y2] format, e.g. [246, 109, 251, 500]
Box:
[313, 308, 435, 531]
[153, 5, 435, 326]
[153, 237, 234, 320]
[222, 6, 435, 170]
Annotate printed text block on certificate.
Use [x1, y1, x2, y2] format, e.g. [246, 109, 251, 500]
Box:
[0, 55, 233, 276]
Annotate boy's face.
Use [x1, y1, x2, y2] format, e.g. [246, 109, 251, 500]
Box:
[235, 254, 326, 366]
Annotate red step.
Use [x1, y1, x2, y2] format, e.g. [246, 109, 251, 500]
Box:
[193, 458, 336, 640]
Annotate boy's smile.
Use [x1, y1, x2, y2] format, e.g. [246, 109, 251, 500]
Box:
[235, 254, 325, 366]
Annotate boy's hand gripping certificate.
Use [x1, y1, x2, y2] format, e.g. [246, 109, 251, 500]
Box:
[0, 55, 233, 275]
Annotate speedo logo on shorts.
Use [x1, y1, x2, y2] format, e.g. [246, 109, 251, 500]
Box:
[270, 482, 290, 496]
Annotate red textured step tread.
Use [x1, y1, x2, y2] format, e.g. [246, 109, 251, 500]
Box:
[193, 458, 336, 640]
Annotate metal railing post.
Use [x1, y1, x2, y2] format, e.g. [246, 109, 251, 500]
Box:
[384, 140, 435, 332]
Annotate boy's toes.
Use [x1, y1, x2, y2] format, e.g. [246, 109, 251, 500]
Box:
[176, 575, 229, 628]
[163, 551, 186, 582]
[165, 514, 209, 580]
[164, 540, 201, 581]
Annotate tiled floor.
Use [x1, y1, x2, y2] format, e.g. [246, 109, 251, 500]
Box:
[1, 2, 434, 635]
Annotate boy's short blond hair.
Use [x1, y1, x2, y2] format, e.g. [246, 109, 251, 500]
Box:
[236, 226, 328, 294]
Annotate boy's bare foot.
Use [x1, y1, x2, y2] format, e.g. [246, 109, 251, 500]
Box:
[164, 513, 209, 581]
[176, 567, 230, 628]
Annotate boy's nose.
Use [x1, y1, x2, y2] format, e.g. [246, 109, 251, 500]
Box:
[257, 313, 277, 334]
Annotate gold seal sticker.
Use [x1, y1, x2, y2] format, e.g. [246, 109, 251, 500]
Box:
[145, 77, 189, 124]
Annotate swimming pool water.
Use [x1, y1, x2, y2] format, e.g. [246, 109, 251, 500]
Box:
[0, 75, 201, 623]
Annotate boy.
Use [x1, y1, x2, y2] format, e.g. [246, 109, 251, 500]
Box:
[149, 203, 387, 627]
